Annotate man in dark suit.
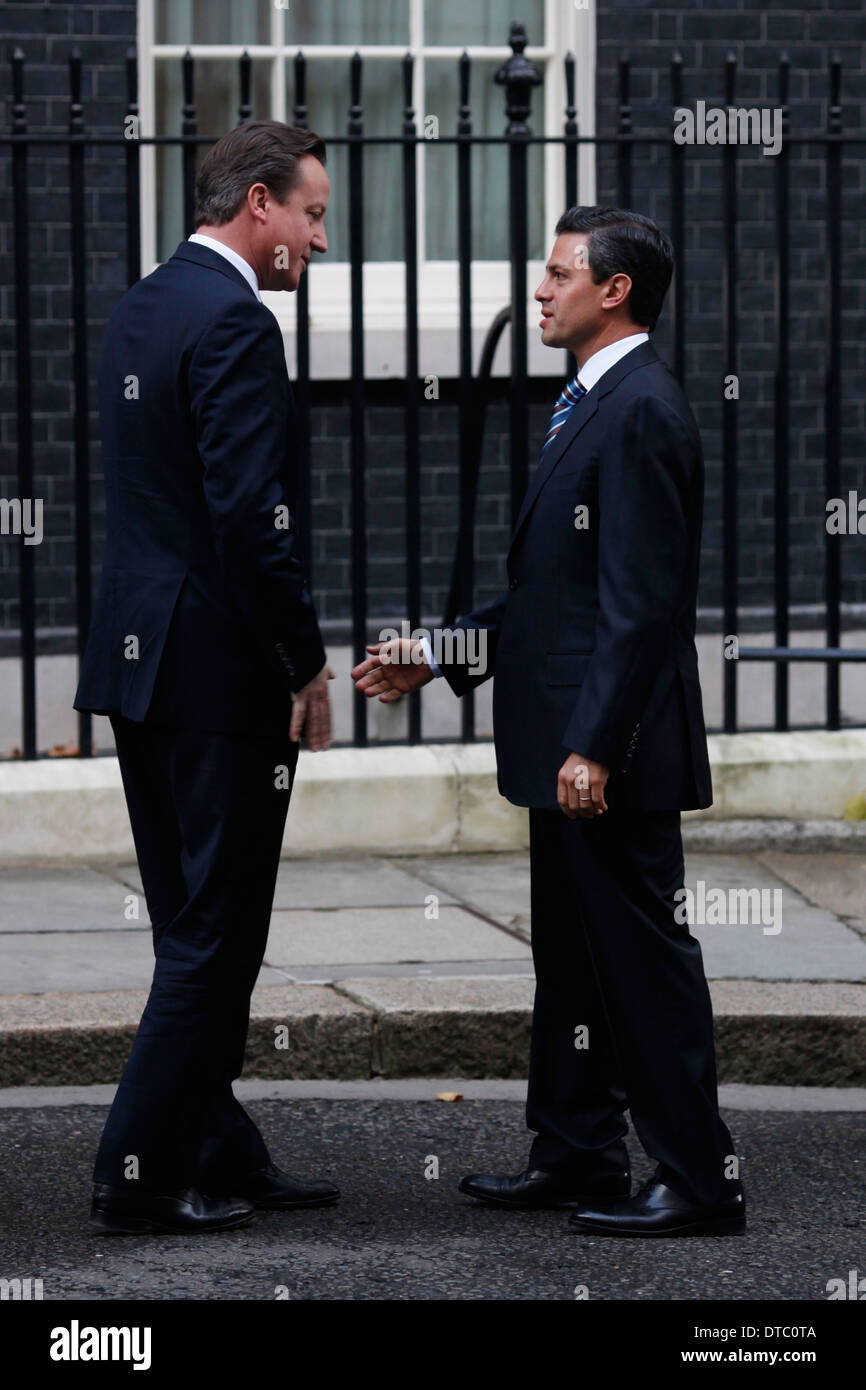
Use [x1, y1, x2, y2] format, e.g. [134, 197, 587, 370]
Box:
[353, 207, 745, 1237]
[75, 121, 339, 1234]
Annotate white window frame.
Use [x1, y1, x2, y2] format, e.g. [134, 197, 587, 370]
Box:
[137, 0, 596, 377]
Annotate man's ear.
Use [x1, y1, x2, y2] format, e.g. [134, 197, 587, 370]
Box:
[247, 182, 269, 224]
[602, 272, 632, 312]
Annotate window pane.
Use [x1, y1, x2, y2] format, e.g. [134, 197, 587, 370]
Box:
[156, 0, 271, 45]
[424, 59, 546, 261]
[423, 0, 545, 47]
[155, 59, 273, 262]
[289, 59, 404, 262]
[287, 0, 409, 47]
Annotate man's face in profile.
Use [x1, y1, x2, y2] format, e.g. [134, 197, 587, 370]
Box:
[264, 154, 330, 292]
[535, 232, 600, 352]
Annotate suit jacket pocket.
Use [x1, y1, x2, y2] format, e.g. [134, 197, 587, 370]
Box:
[546, 651, 593, 685]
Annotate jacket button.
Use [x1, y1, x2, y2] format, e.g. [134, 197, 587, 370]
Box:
[509, 578, 519, 590]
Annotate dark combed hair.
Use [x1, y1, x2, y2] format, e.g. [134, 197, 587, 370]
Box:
[554, 206, 674, 332]
[194, 120, 326, 227]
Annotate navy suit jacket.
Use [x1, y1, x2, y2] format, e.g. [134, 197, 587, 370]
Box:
[74, 240, 325, 734]
[441, 340, 713, 812]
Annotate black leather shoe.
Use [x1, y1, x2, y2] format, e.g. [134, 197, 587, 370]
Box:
[90, 1183, 254, 1235]
[569, 1176, 746, 1237]
[458, 1166, 631, 1210]
[225, 1162, 340, 1210]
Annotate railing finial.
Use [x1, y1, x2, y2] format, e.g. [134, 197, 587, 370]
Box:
[494, 21, 542, 137]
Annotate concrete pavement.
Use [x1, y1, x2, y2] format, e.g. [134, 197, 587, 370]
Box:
[0, 844, 864, 1088]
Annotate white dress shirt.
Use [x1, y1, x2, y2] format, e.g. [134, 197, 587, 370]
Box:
[420, 331, 650, 678]
[575, 332, 649, 393]
[188, 232, 262, 302]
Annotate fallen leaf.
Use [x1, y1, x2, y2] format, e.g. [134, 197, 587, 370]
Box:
[45, 742, 79, 758]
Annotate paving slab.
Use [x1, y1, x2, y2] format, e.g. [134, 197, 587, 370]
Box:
[105, 856, 463, 912]
[1, 851, 863, 1090]
[273, 856, 460, 910]
[756, 850, 866, 939]
[0, 931, 287, 995]
[338, 975, 537, 1014]
[100, 862, 146, 895]
[263, 905, 530, 970]
[399, 852, 532, 933]
[685, 853, 866, 980]
[0, 866, 150, 933]
[0, 988, 150, 1030]
[0, 930, 158, 994]
[2, 852, 862, 1001]
[399, 850, 865, 980]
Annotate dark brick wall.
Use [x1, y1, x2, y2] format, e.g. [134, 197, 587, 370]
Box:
[595, 0, 866, 618]
[2, 0, 864, 656]
[0, 0, 136, 638]
[307, 381, 559, 635]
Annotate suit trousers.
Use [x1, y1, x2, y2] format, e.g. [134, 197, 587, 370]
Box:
[93, 712, 297, 1193]
[526, 805, 738, 1205]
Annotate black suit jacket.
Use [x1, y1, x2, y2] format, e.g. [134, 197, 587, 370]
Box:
[74, 240, 325, 734]
[441, 340, 713, 812]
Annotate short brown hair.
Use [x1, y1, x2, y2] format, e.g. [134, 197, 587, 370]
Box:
[194, 120, 326, 227]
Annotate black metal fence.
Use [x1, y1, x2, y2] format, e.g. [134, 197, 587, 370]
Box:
[3, 21, 865, 759]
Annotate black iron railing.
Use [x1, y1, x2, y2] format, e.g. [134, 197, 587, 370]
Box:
[2, 23, 865, 757]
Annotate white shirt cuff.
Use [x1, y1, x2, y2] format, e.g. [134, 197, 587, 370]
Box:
[417, 634, 442, 677]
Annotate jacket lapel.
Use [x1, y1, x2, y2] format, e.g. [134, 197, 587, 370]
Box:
[508, 391, 599, 551]
[507, 340, 660, 561]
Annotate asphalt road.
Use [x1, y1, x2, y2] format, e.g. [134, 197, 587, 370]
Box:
[1, 1094, 864, 1301]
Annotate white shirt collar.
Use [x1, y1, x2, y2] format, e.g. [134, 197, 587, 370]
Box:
[577, 332, 649, 393]
[188, 233, 262, 302]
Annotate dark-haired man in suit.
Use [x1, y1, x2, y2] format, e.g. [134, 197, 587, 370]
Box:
[353, 207, 745, 1238]
[76, 121, 339, 1233]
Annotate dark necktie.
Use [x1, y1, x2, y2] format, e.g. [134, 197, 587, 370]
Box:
[542, 374, 587, 455]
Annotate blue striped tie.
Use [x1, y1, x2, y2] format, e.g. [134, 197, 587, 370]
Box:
[542, 374, 587, 454]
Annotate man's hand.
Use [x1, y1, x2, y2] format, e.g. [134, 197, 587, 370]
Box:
[289, 661, 335, 750]
[557, 751, 610, 819]
[351, 639, 434, 702]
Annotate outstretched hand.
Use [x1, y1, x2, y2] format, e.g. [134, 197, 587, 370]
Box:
[351, 639, 434, 702]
